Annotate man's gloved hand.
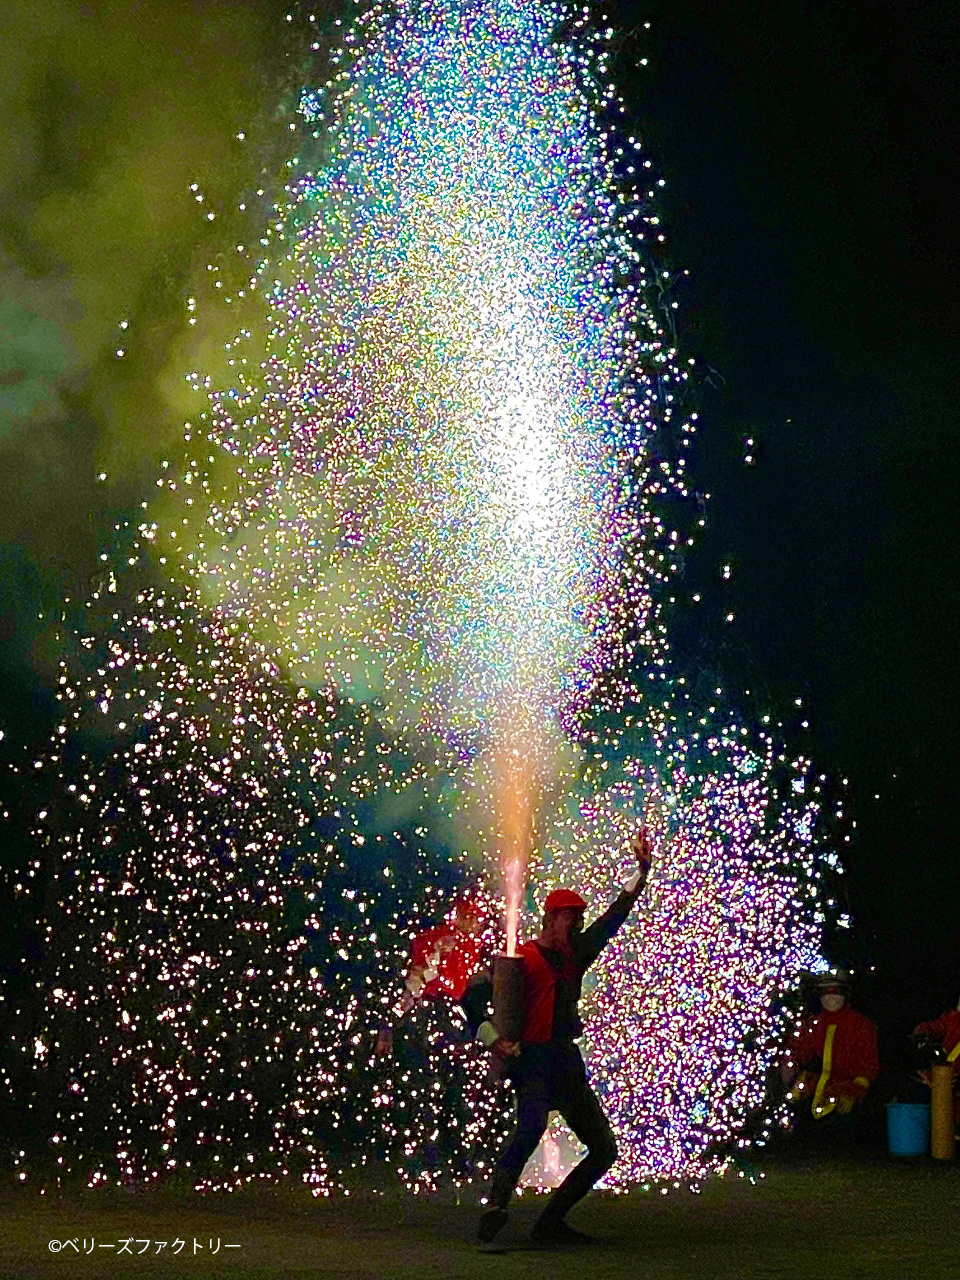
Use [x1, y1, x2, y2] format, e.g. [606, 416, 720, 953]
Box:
[476, 1020, 499, 1049]
[836, 1094, 855, 1115]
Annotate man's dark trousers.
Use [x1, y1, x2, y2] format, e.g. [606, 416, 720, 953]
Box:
[490, 1041, 617, 1221]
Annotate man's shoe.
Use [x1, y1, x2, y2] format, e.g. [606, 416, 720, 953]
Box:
[477, 1208, 509, 1245]
[530, 1217, 593, 1248]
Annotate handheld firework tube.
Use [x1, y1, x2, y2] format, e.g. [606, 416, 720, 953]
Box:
[492, 954, 526, 1043]
[930, 1064, 956, 1160]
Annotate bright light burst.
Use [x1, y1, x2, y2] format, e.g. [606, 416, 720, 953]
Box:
[0, 0, 847, 1196]
[192, 0, 661, 746]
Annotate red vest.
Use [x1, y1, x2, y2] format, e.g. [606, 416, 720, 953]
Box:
[517, 940, 581, 1044]
[794, 1005, 879, 1086]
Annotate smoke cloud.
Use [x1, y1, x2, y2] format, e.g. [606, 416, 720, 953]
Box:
[0, 0, 302, 737]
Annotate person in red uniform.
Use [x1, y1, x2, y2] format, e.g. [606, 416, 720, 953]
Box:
[913, 997, 960, 1067]
[407, 899, 485, 1002]
[470, 827, 654, 1249]
[375, 893, 487, 1055]
[783, 974, 879, 1119]
[913, 994, 960, 1127]
[371, 893, 491, 1184]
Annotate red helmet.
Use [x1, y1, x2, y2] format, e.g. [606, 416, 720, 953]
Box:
[544, 888, 587, 912]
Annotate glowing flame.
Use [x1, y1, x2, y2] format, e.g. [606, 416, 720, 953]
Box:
[490, 702, 550, 957]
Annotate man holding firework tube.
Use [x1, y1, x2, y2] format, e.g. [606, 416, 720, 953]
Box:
[467, 827, 654, 1249]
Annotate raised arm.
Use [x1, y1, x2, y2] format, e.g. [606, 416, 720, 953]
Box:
[575, 826, 654, 967]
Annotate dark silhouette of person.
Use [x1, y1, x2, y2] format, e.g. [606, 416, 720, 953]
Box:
[466, 828, 654, 1248]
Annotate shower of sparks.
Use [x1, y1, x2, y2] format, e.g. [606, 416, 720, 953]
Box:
[187, 0, 681, 957]
[525, 743, 828, 1188]
[190, 0, 670, 752]
[0, 0, 847, 1196]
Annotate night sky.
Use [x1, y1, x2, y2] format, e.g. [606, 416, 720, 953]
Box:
[610, 0, 958, 1041]
[1, 0, 957, 1057]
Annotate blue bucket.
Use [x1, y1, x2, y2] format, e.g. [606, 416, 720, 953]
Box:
[886, 1102, 930, 1156]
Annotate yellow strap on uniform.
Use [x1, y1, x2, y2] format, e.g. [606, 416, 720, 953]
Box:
[948, 1039, 960, 1063]
[812, 1024, 836, 1119]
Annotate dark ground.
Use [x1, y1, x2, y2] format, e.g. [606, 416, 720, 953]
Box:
[2, 1153, 958, 1280]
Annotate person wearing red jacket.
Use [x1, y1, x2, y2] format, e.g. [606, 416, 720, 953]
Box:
[371, 893, 492, 1185]
[471, 828, 654, 1249]
[784, 974, 879, 1119]
[407, 901, 486, 1002]
[913, 996, 960, 1126]
[374, 894, 487, 1056]
[914, 1000, 960, 1067]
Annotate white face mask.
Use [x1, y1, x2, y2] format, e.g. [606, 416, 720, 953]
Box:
[821, 993, 845, 1013]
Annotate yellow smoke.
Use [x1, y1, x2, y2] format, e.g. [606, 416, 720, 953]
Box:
[0, 0, 287, 571]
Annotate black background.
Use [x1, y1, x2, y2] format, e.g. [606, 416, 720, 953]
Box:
[613, 0, 958, 1053]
